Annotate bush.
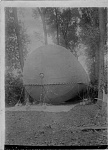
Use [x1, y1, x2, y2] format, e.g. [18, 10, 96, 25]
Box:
[5, 72, 24, 107]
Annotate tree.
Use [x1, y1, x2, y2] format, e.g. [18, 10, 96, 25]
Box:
[5, 7, 29, 106]
[12, 8, 30, 104]
[32, 7, 80, 57]
[44, 7, 61, 45]
[33, 8, 48, 45]
[38, 8, 48, 45]
[12, 8, 24, 71]
[79, 8, 107, 102]
[46, 8, 80, 52]
[5, 7, 29, 73]
[79, 8, 100, 89]
[98, 8, 107, 103]
[54, 8, 59, 45]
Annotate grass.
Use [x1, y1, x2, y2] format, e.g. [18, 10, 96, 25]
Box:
[5, 101, 107, 146]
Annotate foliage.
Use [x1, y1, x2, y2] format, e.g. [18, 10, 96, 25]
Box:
[79, 8, 100, 55]
[5, 8, 29, 106]
[33, 8, 80, 56]
[46, 8, 80, 50]
[79, 8, 100, 86]
[5, 7, 29, 72]
[5, 72, 24, 107]
[80, 8, 99, 28]
[80, 8, 107, 95]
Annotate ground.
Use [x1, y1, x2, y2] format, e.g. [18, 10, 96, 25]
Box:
[5, 101, 107, 146]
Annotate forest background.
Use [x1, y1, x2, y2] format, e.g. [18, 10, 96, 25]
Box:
[5, 7, 107, 107]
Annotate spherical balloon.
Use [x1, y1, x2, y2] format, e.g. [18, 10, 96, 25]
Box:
[23, 45, 89, 104]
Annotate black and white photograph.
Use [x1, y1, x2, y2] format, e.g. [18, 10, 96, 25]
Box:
[0, 1, 108, 149]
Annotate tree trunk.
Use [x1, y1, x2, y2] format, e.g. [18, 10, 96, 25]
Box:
[38, 8, 48, 45]
[12, 8, 24, 71]
[13, 8, 28, 103]
[97, 8, 106, 108]
[95, 45, 99, 83]
[55, 8, 59, 45]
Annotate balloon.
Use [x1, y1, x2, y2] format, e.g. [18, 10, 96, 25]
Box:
[23, 45, 89, 104]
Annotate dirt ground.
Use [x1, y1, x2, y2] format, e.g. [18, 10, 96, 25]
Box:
[5, 102, 107, 146]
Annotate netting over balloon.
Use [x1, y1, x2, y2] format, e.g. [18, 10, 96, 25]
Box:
[23, 45, 89, 104]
